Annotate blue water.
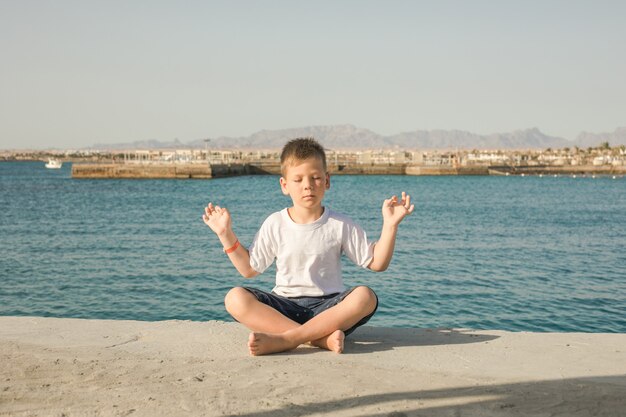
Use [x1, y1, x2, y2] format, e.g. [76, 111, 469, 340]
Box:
[1, 161, 625, 332]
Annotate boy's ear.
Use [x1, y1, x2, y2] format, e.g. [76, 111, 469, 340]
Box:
[279, 177, 290, 195]
[325, 172, 330, 190]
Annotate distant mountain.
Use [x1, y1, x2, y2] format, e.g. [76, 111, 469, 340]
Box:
[188, 125, 387, 150]
[88, 124, 624, 151]
[188, 125, 570, 150]
[92, 138, 185, 150]
[574, 127, 626, 148]
[385, 127, 569, 150]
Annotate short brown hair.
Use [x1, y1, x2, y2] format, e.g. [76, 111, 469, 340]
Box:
[280, 138, 327, 176]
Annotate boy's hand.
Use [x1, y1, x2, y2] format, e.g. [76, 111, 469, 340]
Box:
[203, 202, 232, 237]
[382, 191, 414, 226]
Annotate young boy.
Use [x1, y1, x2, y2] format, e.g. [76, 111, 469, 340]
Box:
[203, 138, 413, 356]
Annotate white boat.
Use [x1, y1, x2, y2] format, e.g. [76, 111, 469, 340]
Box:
[45, 159, 63, 169]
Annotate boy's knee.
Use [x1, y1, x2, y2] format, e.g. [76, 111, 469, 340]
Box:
[224, 287, 254, 315]
[351, 286, 378, 313]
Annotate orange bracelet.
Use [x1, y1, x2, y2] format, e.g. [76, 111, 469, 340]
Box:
[223, 240, 240, 254]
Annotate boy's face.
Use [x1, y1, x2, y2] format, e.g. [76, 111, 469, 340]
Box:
[279, 156, 330, 210]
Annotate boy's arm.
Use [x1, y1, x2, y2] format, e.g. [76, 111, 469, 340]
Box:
[368, 192, 414, 272]
[203, 203, 259, 279]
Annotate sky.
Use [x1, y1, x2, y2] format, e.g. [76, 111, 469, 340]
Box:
[1, 0, 625, 149]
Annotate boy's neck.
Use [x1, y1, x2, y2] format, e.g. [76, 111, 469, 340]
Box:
[287, 205, 325, 224]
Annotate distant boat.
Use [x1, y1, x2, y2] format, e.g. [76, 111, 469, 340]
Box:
[45, 159, 62, 169]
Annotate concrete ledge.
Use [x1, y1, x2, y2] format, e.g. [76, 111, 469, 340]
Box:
[1, 316, 625, 416]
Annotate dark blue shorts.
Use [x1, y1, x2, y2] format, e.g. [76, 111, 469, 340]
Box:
[242, 286, 378, 336]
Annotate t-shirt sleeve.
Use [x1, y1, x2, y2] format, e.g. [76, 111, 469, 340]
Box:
[247, 217, 276, 273]
[342, 220, 375, 268]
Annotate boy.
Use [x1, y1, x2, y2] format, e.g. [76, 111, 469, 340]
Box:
[203, 138, 413, 355]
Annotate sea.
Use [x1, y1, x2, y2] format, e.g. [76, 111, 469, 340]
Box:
[1, 161, 625, 333]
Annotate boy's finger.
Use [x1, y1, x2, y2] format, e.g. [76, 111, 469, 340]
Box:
[407, 204, 415, 214]
[405, 194, 412, 208]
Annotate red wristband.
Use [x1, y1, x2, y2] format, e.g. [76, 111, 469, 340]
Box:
[224, 240, 240, 254]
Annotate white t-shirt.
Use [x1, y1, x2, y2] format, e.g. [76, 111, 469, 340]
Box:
[248, 207, 375, 297]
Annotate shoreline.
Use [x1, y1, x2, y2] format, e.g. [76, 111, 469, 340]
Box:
[1, 316, 625, 416]
[69, 162, 626, 179]
[1, 160, 625, 178]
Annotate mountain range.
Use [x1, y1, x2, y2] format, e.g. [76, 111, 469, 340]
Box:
[91, 125, 626, 151]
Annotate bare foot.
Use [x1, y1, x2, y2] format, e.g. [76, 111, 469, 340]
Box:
[311, 330, 345, 353]
[248, 332, 297, 356]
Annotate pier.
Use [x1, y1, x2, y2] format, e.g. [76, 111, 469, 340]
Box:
[71, 162, 626, 179]
[71, 162, 410, 179]
[487, 165, 626, 176]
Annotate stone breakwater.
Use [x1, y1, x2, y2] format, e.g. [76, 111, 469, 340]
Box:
[71, 163, 625, 179]
[71, 162, 412, 178]
[73, 163, 214, 179]
[71, 163, 485, 178]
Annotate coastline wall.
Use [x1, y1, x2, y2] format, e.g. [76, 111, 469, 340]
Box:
[71, 163, 211, 179]
[488, 165, 626, 176]
[405, 166, 489, 176]
[71, 162, 625, 179]
[72, 162, 410, 178]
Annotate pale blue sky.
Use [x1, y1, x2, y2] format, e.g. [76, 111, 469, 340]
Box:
[1, 0, 624, 149]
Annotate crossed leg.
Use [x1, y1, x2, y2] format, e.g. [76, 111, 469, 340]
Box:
[224, 286, 377, 356]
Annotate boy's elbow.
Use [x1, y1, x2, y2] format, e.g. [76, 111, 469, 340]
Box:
[367, 261, 388, 272]
[241, 268, 259, 279]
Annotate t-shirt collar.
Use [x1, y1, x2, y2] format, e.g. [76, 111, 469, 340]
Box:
[281, 206, 329, 230]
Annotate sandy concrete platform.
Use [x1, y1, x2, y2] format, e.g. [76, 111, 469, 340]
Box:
[1, 316, 625, 416]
